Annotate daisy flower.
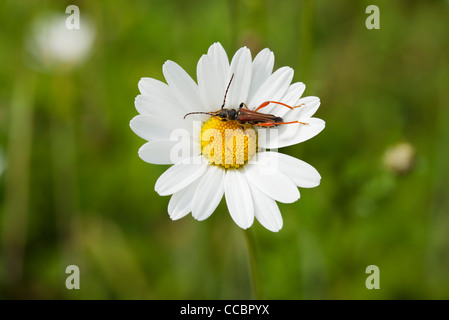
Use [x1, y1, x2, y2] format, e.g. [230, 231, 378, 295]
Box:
[130, 42, 325, 232]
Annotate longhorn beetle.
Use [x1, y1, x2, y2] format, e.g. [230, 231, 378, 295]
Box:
[184, 74, 308, 127]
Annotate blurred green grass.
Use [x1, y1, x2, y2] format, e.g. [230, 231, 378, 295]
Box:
[0, 0, 449, 299]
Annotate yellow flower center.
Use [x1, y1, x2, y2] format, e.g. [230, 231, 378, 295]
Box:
[200, 116, 257, 169]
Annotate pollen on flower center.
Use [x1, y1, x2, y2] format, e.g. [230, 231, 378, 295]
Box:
[200, 116, 257, 169]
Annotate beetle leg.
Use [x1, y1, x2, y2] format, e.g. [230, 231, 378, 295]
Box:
[239, 103, 250, 110]
[255, 101, 304, 112]
[275, 120, 309, 125]
[252, 120, 308, 127]
[252, 122, 276, 127]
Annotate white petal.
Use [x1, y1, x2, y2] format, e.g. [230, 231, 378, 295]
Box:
[259, 117, 325, 149]
[130, 115, 177, 141]
[138, 77, 169, 96]
[275, 152, 321, 188]
[226, 47, 252, 109]
[270, 82, 306, 117]
[129, 114, 192, 141]
[138, 78, 179, 107]
[192, 166, 225, 221]
[155, 155, 207, 196]
[208, 42, 230, 83]
[243, 153, 300, 203]
[168, 180, 199, 220]
[197, 55, 218, 110]
[135, 94, 186, 118]
[224, 169, 254, 229]
[138, 139, 193, 165]
[248, 82, 305, 118]
[281, 117, 325, 147]
[247, 181, 283, 232]
[288, 96, 321, 120]
[258, 98, 322, 148]
[197, 43, 230, 110]
[248, 66, 294, 111]
[163, 60, 204, 112]
[282, 82, 306, 105]
[247, 48, 274, 102]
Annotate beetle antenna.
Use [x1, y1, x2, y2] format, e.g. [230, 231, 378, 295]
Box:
[221, 73, 234, 109]
[184, 111, 215, 119]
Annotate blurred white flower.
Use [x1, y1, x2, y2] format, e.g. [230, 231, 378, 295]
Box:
[383, 142, 415, 174]
[25, 11, 95, 73]
[130, 43, 325, 232]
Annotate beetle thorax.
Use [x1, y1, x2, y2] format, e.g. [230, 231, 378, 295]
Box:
[218, 108, 238, 121]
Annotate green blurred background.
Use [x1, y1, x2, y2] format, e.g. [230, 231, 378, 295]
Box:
[1, 0, 448, 299]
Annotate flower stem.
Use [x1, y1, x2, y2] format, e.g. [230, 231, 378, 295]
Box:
[2, 72, 35, 284]
[243, 229, 261, 299]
